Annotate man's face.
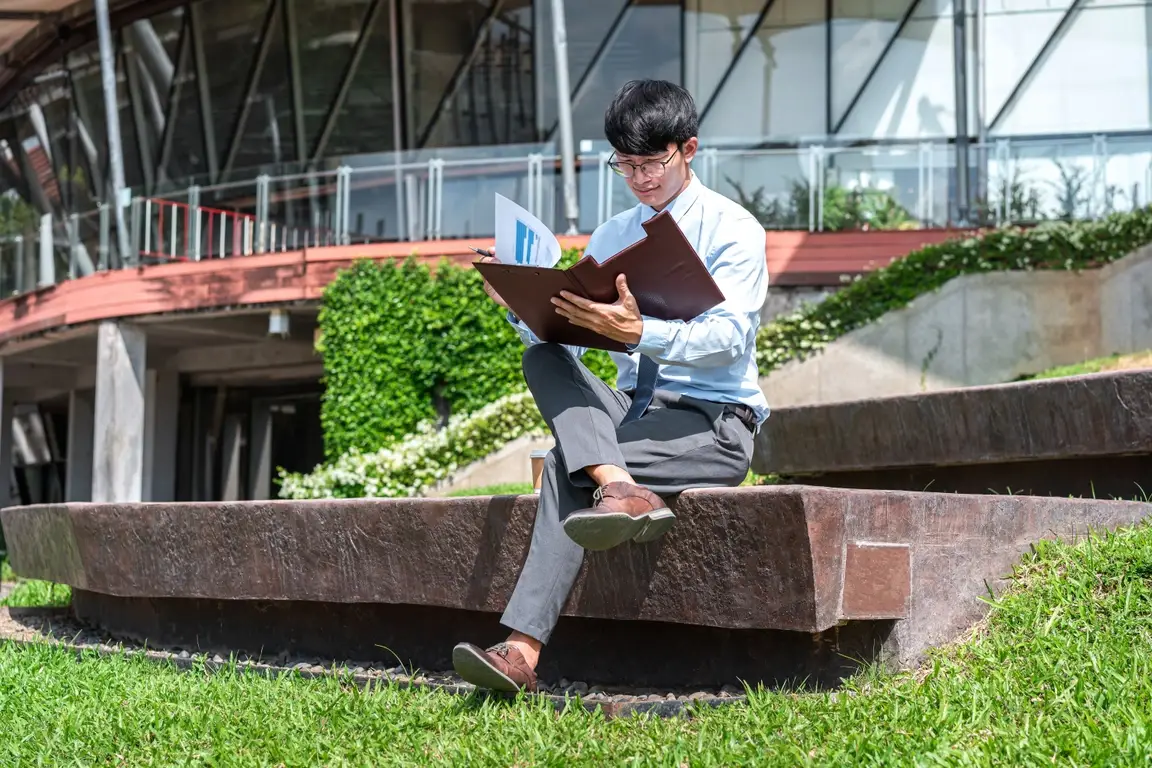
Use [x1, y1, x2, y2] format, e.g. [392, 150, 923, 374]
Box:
[611, 138, 699, 210]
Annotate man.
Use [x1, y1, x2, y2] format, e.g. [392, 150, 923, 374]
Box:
[451, 79, 770, 692]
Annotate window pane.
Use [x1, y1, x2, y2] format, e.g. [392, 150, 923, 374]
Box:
[537, 0, 629, 134]
[831, 0, 912, 128]
[699, 0, 825, 142]
[403, 0, 496, 145]
[324, 0, 397, 156]
[569, 0, 682, 144]
[837, 0, 954, 140]
[996, 0, 1152, 135]
[295, 0, 377, 154]
[421, 0, 537, 147]
[195, 0, 273, 171]
[231, 2, 297, 173]
[684, 0, 769, 110]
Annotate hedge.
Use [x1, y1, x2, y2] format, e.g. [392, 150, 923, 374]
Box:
[755, 207, 1152, 374]
[317, 252, 614, 458]
[278, 391, 546, 499]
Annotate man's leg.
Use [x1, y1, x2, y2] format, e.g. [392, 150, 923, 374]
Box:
[452, 360, 753, 690]
[562, 392, 754, 550]
[452, 344, 634, 691]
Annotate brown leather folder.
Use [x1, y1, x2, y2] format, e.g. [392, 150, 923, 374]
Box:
[473, 209, 725, 352]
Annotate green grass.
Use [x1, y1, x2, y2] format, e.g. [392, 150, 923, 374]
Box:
[1, 554, 70, 609]
[1017, 349, 1152, 382]
[444, 482, 535, 497]
[3, 523, 1152, 764]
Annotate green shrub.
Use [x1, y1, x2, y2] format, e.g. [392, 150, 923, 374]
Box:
[279, 391, 547, 499]
[756, 207, 1152, 374]
[317, 252, 615, 458]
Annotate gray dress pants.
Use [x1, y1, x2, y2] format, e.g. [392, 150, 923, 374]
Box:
[499, 343, 755, 644]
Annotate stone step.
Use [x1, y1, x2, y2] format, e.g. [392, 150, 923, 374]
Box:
[3, 486, 1150, 688]
[755, 370, 1152, 499]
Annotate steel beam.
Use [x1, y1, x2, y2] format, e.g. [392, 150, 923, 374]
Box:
[284, 0, 307, 165]
[155, 18, 189, 188]
[551, 0, 578, 233]
[953, 0, 970, 224]
[188, 2, 219, 184]
[93, 0, 132, 265]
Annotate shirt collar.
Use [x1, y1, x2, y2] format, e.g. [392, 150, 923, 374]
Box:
[639, 170, 702, 224]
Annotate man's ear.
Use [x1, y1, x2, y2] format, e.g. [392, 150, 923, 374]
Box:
[682, 137, 699, 164]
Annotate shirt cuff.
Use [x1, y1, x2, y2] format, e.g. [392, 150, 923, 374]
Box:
[631, 316, 673, 356]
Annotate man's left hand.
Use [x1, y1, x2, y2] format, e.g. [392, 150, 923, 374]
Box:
[553, 274, 643, 346]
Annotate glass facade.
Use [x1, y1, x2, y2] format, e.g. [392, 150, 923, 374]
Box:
[2, 0, 1152, 250]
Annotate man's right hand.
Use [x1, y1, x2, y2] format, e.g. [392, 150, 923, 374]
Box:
[478, 250, 511, 310]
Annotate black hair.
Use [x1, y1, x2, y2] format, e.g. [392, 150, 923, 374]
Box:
[603, 79, 698, 157]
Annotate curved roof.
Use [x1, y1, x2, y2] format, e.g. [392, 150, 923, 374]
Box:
[0, 0, 175, 108]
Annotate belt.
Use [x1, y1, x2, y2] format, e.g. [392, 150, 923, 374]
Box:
[724, 403, 758, 432]
[623, 389, 758, 432]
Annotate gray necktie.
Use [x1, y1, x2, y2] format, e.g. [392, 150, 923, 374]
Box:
[621, 354, 659, 424]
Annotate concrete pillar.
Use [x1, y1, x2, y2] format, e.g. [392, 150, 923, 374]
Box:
[143, 369, 179, 502]
[0, 361, 14, 511]
[220, 414, 244, 501]
[93, 321, 146, 502]
[66, 389, 95, 502]
[248, 400, 273, 500]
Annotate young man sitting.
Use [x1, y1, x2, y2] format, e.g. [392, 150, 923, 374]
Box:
[452, 78, 770, 692]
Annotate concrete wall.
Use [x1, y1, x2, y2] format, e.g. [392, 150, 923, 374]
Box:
[760, 246, 1152, 408]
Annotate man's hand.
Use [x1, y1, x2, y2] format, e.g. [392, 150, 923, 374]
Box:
[552, 274, 643, 346]
[476, 250, 511, 310]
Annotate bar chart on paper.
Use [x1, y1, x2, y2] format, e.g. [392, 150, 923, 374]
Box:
[495, 193, 562, 269]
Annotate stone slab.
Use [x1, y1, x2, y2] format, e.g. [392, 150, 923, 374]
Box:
[754, 370, 1152, 498]
[4, 486, 1151, 681]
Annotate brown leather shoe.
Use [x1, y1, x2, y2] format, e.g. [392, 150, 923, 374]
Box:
[562, 481, 675, 551]
[452, 642, 538, 693]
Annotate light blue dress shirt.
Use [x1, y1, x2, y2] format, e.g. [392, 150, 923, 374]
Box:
[508, 171, 771, 426]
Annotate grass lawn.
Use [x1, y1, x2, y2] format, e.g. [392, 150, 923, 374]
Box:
[444, 482, 534, 497]
[1019, 349, 1152, 382]
[2, 524, 1152, 765]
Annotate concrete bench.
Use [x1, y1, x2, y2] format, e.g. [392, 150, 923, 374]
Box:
[755, 370, 1152, 500]
[4, 485, 1150, 689]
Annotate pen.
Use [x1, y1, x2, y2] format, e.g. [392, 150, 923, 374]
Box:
[467, 246, 491, 258]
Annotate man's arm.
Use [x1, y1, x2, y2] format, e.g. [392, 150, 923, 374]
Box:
[478, 251, 590, 359]
[629, 216, 767, 368]
[553, 216, 767, 368]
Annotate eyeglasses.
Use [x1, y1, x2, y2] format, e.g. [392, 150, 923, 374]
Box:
[607, 148, 680, 179]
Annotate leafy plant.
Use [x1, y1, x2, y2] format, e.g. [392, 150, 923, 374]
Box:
[755, 206, 1152, 374]
[726, 176, 914, 231]
[279, 391, 548, 499]
[0, 194, 37, 237]
[317, 252, 615, 458]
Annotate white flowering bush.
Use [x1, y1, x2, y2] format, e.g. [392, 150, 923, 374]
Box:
[277, 391, 547, 499]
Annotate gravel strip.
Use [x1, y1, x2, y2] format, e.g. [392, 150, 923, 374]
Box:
[0, 607, 746, 719]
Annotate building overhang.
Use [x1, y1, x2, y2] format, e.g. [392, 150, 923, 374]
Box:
[0, 0, 182, 110]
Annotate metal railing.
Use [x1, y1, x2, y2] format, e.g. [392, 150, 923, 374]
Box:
[7, 132, 1152, 299]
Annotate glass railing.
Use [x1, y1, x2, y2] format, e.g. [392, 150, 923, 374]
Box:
[8, 132, 1152, 297]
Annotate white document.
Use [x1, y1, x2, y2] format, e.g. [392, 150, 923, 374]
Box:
[494, 193, 562, 268]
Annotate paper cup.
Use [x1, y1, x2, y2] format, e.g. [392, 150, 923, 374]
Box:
[530, 450, 550, 493]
